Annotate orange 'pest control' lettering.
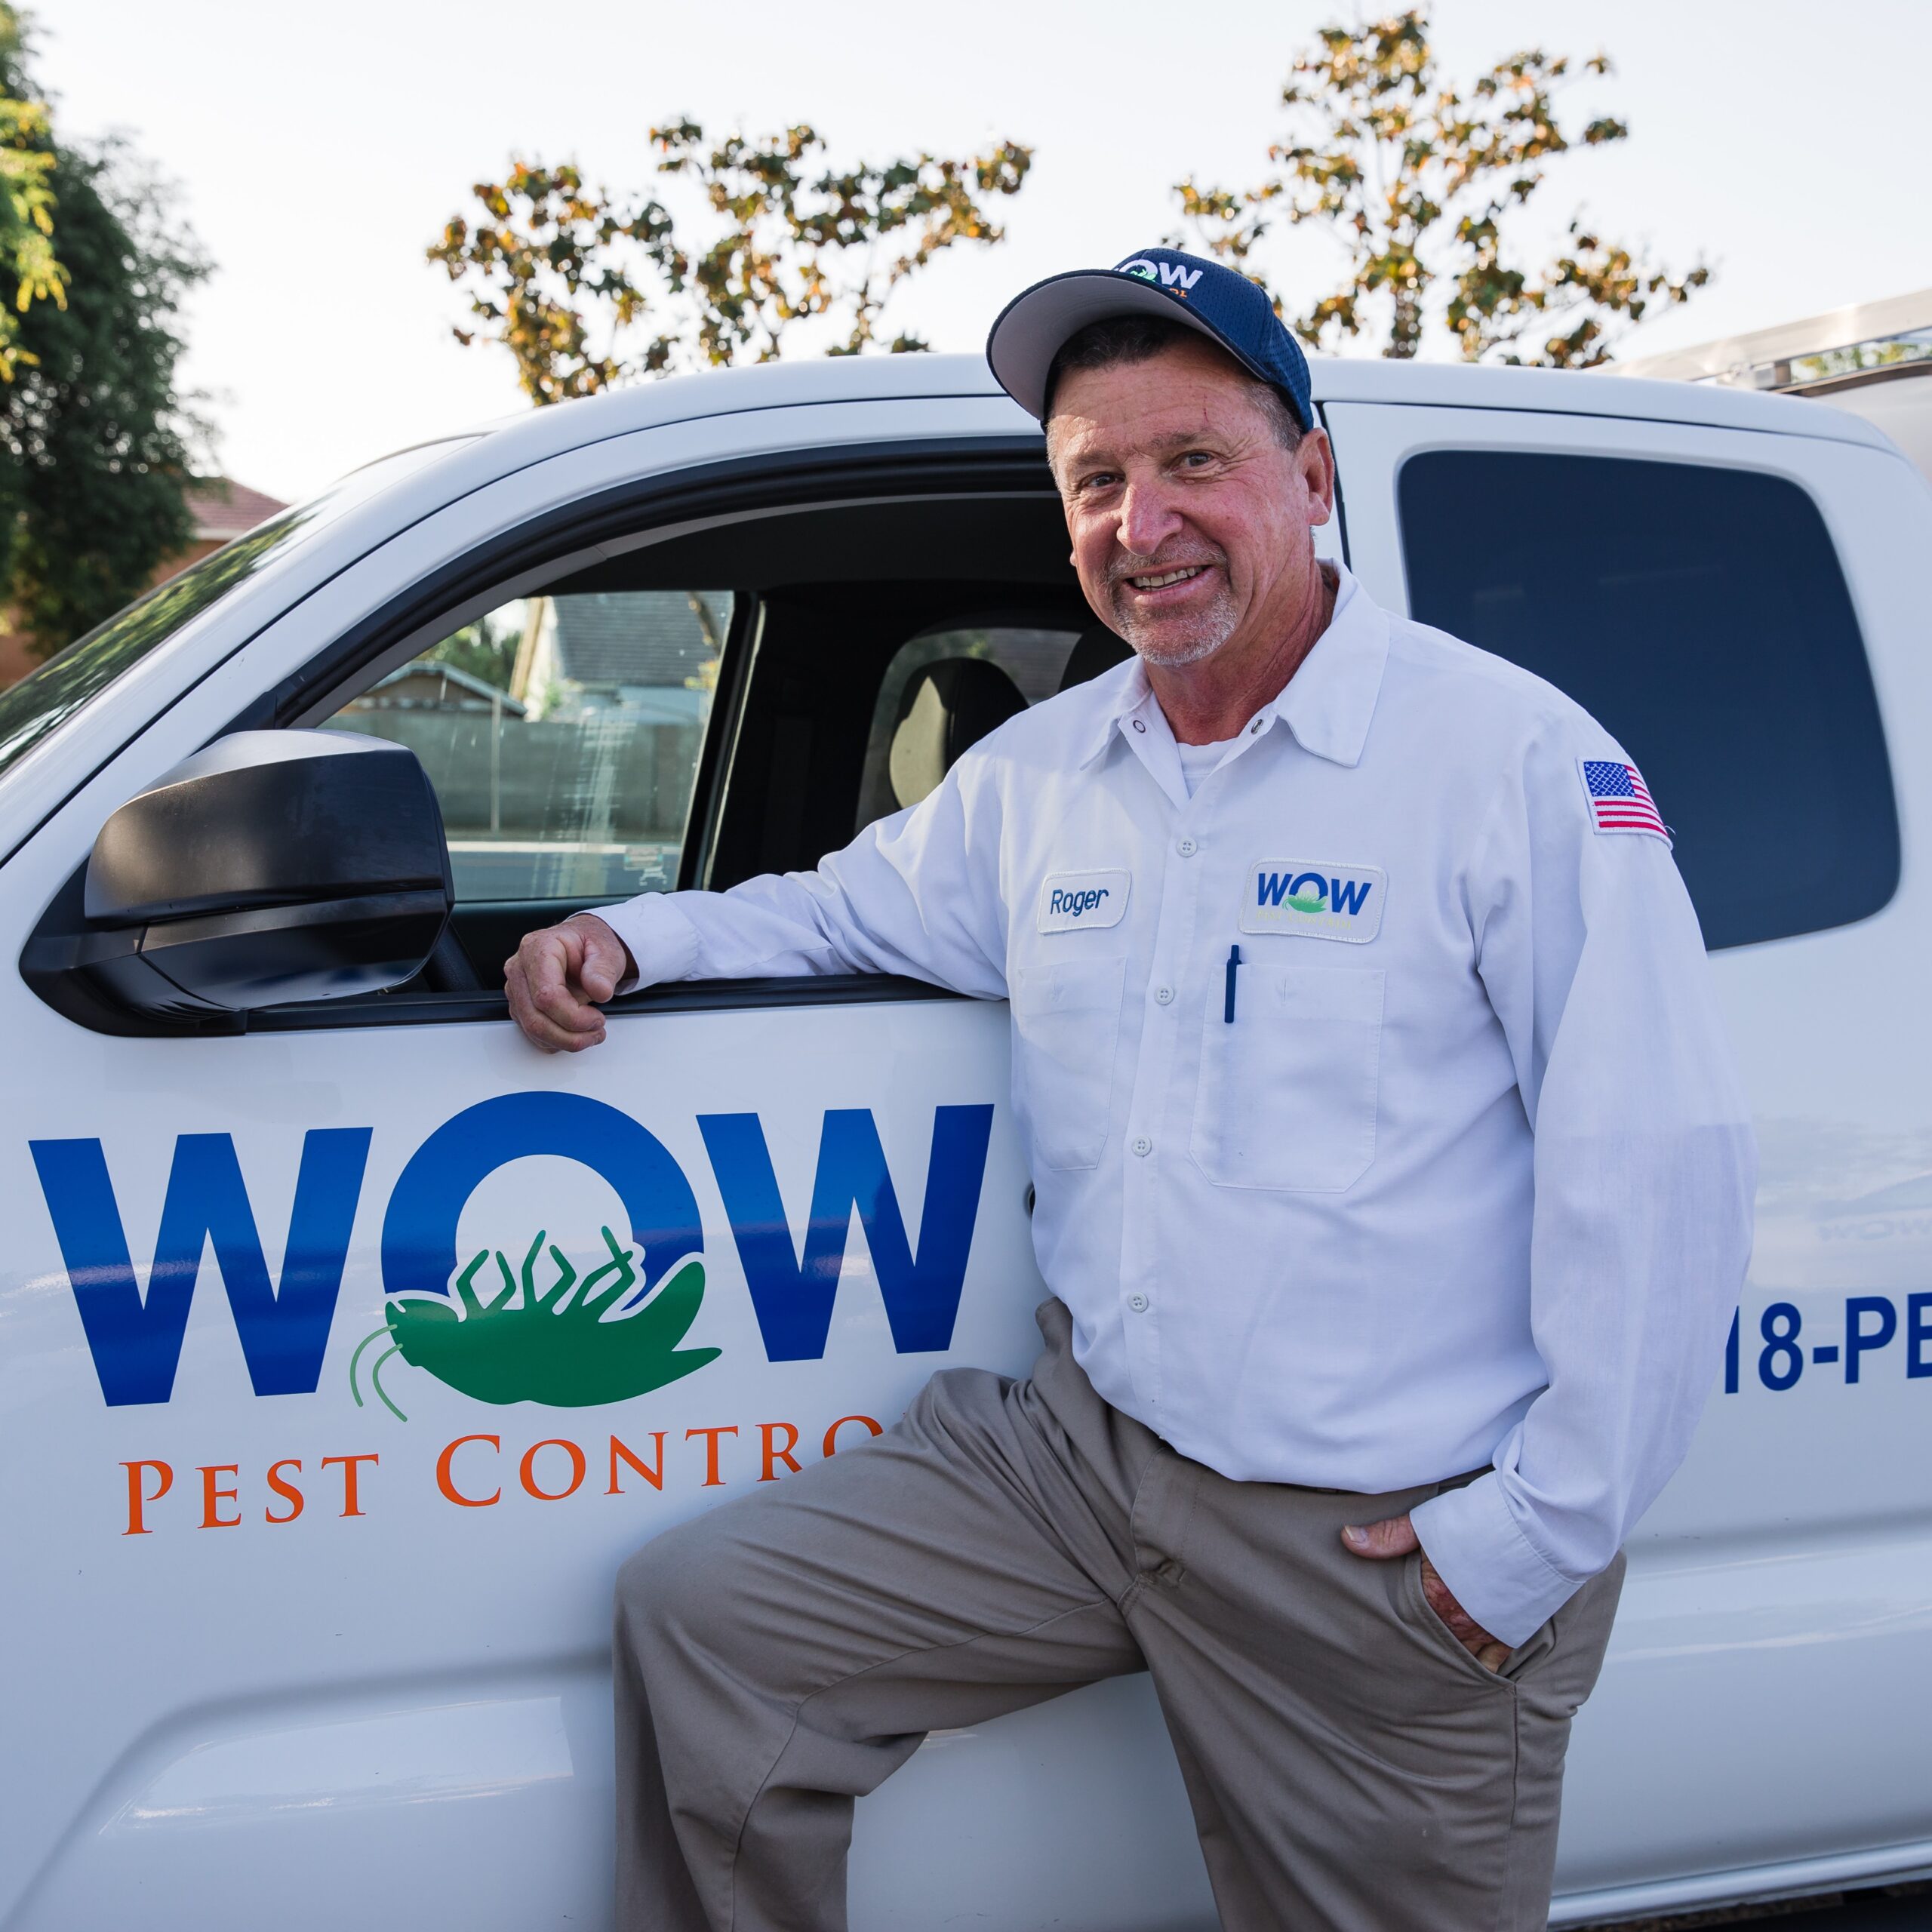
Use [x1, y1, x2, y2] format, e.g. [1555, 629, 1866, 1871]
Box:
[122, 1460, 173, 1536]
[199, 1464, 242, 1529]
[823, 1415, 884, 1457]
[686, 1425, 739, 1487]
[265, 1460, 305, 1525]
[759, 1421, 801, 1481]
[520, 1438, 587, 1502]
[320, 1453, 379, 1518]
[437, 1434, 501, 1507]
[607, 1432, 666, 1495]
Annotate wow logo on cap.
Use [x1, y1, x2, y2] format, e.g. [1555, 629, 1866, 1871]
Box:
[1116, 255, 1203, 292]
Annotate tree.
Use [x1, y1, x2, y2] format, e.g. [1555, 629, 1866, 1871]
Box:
[2, 139, 208, 655]
[429, 123, 1032, 405]
[0, 4, 63, 384]
[1175, 9, 1707, 366]
[0, 8, 209, 660]
[426, 610, 520, 692]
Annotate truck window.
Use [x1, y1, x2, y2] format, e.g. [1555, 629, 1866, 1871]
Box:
[1396, 451, 1898, 950]
[320, 589, 732, 904]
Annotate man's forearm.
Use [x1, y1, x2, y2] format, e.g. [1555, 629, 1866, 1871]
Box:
[1412, 1118, 1758, 1647]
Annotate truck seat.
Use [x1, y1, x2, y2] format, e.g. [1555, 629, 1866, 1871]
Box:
[889, 658, 1027, 808]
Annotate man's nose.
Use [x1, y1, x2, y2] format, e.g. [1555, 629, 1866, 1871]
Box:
[1115, 477, 1184, 559]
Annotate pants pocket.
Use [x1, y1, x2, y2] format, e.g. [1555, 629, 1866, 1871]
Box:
[1012, 955, 1127, 1171]
[1189, 963, 1384, 1191]
[1400, 1549, 1515, 1694]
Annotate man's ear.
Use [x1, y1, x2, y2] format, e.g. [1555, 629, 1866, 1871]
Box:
[1298, 426, 1337, 528]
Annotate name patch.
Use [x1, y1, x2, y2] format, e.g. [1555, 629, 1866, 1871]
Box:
[1038, 869, 1131, 934]
[1240, 860, 1386, 943]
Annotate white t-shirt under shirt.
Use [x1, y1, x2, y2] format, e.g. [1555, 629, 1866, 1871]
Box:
[1174, 734, 1242, 797]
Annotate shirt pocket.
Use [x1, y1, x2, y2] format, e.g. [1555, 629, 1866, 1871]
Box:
[1189, 964, 1385, 1192]
[1012, 955, 1128, 1171]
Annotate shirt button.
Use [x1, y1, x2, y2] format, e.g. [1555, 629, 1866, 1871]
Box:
[1154, 985, 1174, 1004]
[1177, 837, 1198, 857]
[1131, 1136, 1152, 1157]
[1250, 718, 1263, 735]
[1128, 1293, 1149, 1313]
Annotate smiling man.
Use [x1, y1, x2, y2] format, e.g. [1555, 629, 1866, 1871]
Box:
[506, 248, 1757, 1931]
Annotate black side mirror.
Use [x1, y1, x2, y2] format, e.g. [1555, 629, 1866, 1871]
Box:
[29, 730, 454, 1022]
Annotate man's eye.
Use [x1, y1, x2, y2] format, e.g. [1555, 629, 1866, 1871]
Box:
[1078, 471, 1121, 493]
[1180, 451, 1216, 469]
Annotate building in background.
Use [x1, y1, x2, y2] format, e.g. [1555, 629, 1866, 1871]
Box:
[155, 478, 290, 584]
[0, 476, 288, 690]
[509, 589, 726, 721]
[325, 586, 734, 903]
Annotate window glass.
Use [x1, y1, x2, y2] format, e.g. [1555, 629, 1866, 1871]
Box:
[855, 625, 1081, 829]
[324, 587, 731, 903]
[1396, 451, 1897, 950]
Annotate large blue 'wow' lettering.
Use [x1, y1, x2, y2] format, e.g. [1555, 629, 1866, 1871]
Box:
[29, 1130, 372, 1406]
[699, 1106, 993, 1361]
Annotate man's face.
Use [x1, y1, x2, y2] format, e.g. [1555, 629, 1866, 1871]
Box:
[1046, 336, 1334, 669]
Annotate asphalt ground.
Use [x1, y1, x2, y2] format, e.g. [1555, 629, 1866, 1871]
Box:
[1581, 1881, 1932, 1930]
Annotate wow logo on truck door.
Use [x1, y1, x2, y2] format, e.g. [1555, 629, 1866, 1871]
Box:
[29, 1093, 995, 1414]
[368, 1093, 717, 1414]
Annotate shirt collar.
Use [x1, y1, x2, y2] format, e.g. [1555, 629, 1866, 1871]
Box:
[1073, 563, 1391, 771]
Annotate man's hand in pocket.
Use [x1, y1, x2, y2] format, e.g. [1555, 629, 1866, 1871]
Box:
[1342, 1512, 1512, 1672]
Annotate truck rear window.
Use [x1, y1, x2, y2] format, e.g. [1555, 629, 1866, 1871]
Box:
[1396, 451, 1898, 950]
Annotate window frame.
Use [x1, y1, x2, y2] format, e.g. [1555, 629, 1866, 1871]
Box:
[245, 437, 1057, 911]
[1319, 400, 1903, 953]
[1392, 442, 1899, 950]
[26, 437, 1059, 1038]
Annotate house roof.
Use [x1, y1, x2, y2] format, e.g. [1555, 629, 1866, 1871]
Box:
[549, 591, 728, 688]
[186, 478, 289, 543]
[359, 661, 527, 713]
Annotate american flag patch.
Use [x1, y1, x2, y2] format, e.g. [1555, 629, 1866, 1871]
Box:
[1580, 759, 1669, 842]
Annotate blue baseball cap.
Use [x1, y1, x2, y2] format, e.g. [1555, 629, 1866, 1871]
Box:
[986, 246, 1314, 431]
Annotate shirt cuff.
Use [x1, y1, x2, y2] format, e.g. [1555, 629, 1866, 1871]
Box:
[580, 895, 701, 994]
[1410, 1472, 1583, 1649]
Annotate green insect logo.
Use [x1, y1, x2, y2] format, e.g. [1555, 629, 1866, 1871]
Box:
[351, 1226, 717, 1422]
[359, 1092, 716, 1421]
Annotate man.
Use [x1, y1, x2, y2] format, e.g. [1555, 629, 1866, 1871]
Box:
[506, 248, 1756, 1931]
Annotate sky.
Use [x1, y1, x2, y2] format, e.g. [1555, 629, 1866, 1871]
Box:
[30, 0, 1932, 504]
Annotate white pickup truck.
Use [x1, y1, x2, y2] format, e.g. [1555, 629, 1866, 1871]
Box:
[2, 350, 1928, 1932]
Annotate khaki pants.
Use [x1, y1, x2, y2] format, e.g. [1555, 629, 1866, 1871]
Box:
[614, 1300, 1623, 1931]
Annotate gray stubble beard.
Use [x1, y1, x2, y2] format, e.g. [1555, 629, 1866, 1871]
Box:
[1110, 572, 1242, 668]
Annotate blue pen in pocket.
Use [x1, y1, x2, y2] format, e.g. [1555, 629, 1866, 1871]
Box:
[1224, 944, 1242, 1023]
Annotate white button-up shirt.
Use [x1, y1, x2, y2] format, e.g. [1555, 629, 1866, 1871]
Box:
[598, 565, 1757, 1645]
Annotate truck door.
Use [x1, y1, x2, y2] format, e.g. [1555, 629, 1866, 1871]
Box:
[0, 405, 1215, 1932]
[1324, 395, 1932, 1916]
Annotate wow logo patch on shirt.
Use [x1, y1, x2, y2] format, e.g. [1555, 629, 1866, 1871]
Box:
[1240, 861, 1386, 943]
[1038, 869, 1131, 933]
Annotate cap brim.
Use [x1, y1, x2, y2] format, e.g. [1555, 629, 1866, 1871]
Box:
[985, 268, 1275, 420]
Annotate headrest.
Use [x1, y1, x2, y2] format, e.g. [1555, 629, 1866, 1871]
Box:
[1057, 622, 1134, 694]
[889, 657, 1027, 808]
